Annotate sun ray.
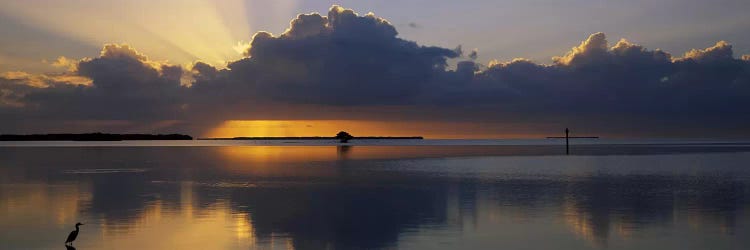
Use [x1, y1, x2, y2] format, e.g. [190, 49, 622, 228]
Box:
[0, 0, 252, 67]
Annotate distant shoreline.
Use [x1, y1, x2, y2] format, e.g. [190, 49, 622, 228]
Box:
[199, 136, 424, 140]
[0, 133, 193, 141]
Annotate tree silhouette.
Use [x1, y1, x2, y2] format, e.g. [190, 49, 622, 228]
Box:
[336, 131, 354, 143]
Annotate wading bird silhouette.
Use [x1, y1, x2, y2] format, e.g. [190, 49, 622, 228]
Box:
[65, 222, 84, 246]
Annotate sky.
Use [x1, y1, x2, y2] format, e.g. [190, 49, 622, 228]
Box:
[1, 0, 750, 138]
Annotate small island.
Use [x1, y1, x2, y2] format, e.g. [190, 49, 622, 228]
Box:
[200, 131, 423, 143]
[0, 133, 193, 141]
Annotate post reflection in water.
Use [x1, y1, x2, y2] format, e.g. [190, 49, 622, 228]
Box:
[0, 145, 749, 249]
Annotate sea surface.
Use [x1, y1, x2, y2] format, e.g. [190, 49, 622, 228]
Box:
[1, 139, 749, 250]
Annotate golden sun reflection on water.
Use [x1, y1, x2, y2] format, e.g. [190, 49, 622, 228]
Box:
[217, 145, 524, 163]
[0, 181, 264, 250]
[213, 145, 541, 177]
[2, 148, 749, 250]
[0, 183, 86, 228]
[563, 199, 609, 248]
[95, 202, 252, 249]
[216, 146, 341, 177]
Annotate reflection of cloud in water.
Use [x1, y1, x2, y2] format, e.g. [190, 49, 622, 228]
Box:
[680, 177, 745, 235]
[92, 183, 262, 249]
[1, 174, 747, 249]
[1, 147, 749, 249]
[195, 176, 747, 249]
[63, 168, 149, 174]
[0, 183, 90, 248]
[560, 176, 674, 248]
[213, 183, 449, 249]
[0, 183, 87, 226]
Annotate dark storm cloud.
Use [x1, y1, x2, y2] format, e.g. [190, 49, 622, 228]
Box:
[0, 77, 33, 108]
[4, 44, 187, 122]
[193, 5, 459, 106]
[2, 6, 750, 136]
[463, 33, 750, 121]
[0, 71, 91, 110]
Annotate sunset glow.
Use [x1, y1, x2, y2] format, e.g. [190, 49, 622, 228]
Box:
[0, 0, 261, 67]
[2, 2, 750, 250]
[206, 120, 548, 139]
[2, 2, 749, 137]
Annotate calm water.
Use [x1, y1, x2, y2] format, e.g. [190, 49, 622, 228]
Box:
[1, 140, 750, 249]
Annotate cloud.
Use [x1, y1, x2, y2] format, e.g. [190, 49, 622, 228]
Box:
[468, 49, 478, 60]
[472, 34, 749, 118]
[9, 44, 188, 123]
[553, 32, 609, 66]
[0, 70, 92, 111]
[2, 6, 750, 136]
[1, 71, 50, 88]
[194, 5, 459, 106]
[49, 56, 79, 71]
[679, 41, 734, 62]
[0, 71, 91, 88]
[0, 78, 35, 108]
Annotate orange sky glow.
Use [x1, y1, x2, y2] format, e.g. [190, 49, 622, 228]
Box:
[205, 120, 549, 139]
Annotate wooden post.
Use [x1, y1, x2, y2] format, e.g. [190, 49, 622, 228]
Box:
[546, 129, 598, 155]
[565, 128, 569, 155]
